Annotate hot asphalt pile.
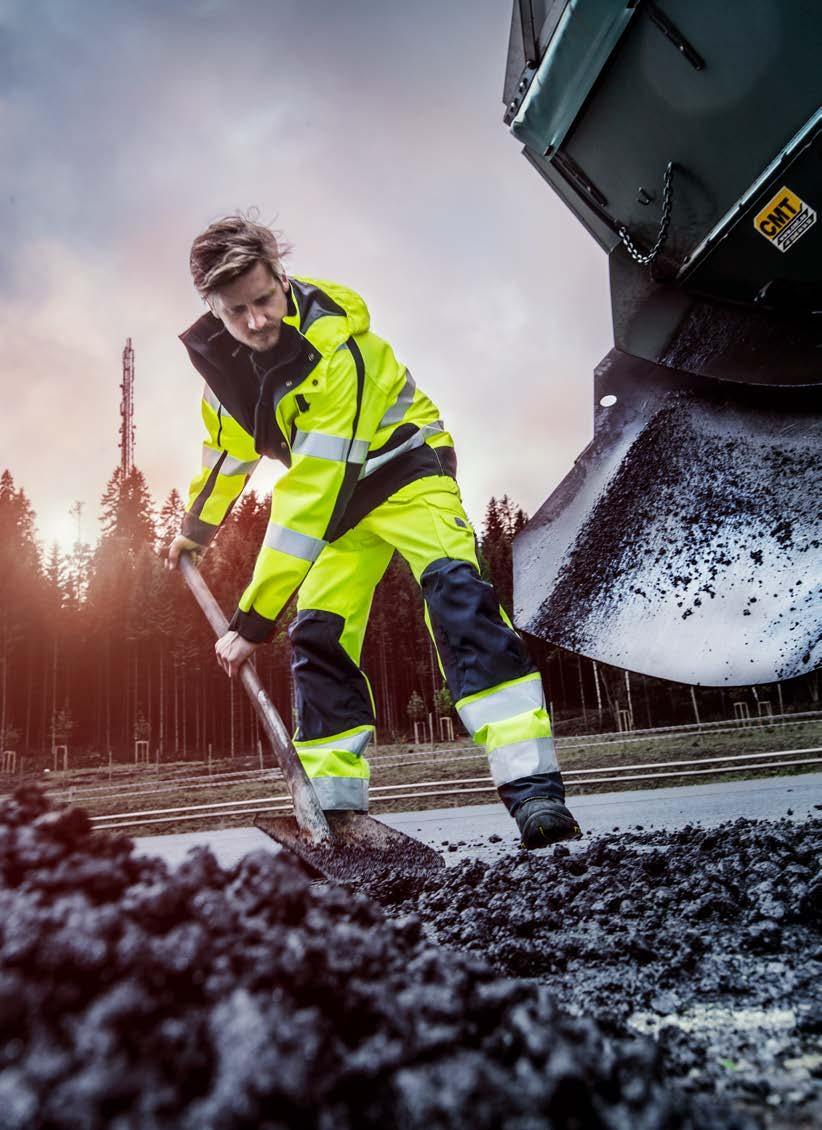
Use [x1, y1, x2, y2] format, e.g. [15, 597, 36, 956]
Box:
[390, 817, 822, 1127]
[0, 787, 760, 1130]
[531, 394, 820, 682]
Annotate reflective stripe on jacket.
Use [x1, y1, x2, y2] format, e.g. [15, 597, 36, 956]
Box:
[179, 276, 456, 641]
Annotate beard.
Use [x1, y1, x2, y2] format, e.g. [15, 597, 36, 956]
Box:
[246, 324, 281, 352]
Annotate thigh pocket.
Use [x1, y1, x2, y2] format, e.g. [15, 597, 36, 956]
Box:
[424, 494, 479, 563]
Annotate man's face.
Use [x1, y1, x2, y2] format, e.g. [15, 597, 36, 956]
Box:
[209, 260, 290, 352]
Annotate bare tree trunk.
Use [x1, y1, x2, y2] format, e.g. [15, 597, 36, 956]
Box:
[123, 649, 130, 753]
[690, 685, 701, 726]
[576, 657, 588, 730]
[0, 628, 8, 752]
[182, 671, 187, 759]
[379, 631, 392, 735]
[230, 679, 235, 758]
[597, 665, 617, 726]
[95, 657, 101, 751]
[122, 651, 127, 752]
[213, 678, 220, 759]
[25, 641, 33, 754]
[642, 676, 653, 729]
[592, 660, 603, 723]
[556, 654, 567, 710]
[624, 670, 634, 728]
[0, 666, 6, 754]
[105, 637, 111, 755]
[196, 670, 202, 755]
[540, 660, 554, 721]
[40, 647, 47, 755]
[51, 637, 57, 763]
[159, 651, 164, 756]
[173, 660, 179, 756]
[239, 678, 245, 754]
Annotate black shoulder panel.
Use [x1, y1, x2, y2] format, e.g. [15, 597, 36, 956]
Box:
[290, 279, 345, 335]
[180, 313, 259, 435]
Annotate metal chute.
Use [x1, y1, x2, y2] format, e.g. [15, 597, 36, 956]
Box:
[504, 0, 822, 685]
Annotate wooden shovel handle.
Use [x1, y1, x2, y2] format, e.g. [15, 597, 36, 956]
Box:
[178, 552, 331, 846]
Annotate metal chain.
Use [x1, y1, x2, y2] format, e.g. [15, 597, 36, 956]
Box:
[618, 161, 675, 266]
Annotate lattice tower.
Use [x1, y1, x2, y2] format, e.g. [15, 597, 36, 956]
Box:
[120, 338, 135, 476]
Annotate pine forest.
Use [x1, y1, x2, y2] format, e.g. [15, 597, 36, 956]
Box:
[0, 467, 816, 770]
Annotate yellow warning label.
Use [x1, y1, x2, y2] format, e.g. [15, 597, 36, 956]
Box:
[754, 186, 816, 252]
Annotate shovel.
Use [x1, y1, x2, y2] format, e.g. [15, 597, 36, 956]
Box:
[179, 553, 443, 888]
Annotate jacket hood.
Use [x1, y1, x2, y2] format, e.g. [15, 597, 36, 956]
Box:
[287, 276, 370, 352]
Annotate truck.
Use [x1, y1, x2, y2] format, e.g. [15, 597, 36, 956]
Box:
[503, 0, 821, 685]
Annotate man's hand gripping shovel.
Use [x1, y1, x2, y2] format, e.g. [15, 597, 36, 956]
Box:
[178, 553, 443, 889]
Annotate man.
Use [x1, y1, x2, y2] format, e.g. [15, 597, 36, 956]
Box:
[166, 214, 580, 848]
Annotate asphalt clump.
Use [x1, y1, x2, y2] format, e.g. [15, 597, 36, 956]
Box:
[390, 817, 822, 1126]
[0, 786, 758, 1130]
[533, 394, 820, 680]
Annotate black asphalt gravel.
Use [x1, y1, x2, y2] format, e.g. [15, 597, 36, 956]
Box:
[0, 786, 774, 1129]
[527, 391, 821, 683]
[388, 817, 822, 1128]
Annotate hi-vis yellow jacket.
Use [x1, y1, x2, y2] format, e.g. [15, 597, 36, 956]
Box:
[179, 277, 456, 642]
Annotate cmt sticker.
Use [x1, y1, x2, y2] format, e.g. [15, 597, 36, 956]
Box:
[754, 186, 816, 253]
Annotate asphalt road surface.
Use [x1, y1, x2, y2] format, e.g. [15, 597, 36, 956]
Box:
[134, 770, 822, 869]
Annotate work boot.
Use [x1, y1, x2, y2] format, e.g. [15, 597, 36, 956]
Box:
[515, 797, 581, 850]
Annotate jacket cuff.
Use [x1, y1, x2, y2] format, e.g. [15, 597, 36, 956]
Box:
[181, 512, 219, 546]
[229, 606, 277, 644]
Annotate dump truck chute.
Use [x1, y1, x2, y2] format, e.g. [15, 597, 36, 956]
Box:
[504, 0, 821, 685]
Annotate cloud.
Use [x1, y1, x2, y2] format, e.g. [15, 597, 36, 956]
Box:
[0, 0, 613, 549]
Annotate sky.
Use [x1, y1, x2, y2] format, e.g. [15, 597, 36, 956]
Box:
[0, 0, 611, 551]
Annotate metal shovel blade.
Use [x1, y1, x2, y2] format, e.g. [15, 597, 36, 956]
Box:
[255, 811, 444, 892]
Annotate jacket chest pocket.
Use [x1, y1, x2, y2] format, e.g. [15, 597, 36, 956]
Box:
[273, 351, 328, 457]
[273, 391, 312, 464]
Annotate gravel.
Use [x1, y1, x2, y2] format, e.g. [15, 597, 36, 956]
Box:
[528, 394, 822, 683]
[389, 817, 822, 1128]
[0, 786, 766, 1129]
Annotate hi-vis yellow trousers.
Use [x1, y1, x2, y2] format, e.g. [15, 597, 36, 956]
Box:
[290, 475, 565, 812]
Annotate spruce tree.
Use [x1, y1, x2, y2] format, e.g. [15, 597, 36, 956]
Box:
[157, 488, 185, 549]
[480, 494, 529, 617]
[100, 466, 156, 551]
[0, 472, 43, 754]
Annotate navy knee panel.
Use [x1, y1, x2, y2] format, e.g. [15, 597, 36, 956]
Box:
[289, 609, 375, 740]
[420, 558, 536, 701]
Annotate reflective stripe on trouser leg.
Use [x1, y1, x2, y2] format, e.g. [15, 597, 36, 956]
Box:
[455, 672, 566, 813]
[293, 726, 372, 812]
[457, 673, 559, 784]
[415, 555, 566, 809]
[290, 529, 393, 813]
[457, 671, 546, 735]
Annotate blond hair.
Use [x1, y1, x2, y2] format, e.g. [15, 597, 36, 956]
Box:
[189, 212, 293, 298]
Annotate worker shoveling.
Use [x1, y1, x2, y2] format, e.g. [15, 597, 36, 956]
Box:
[178, 552, 443, 888]
[165, 213, 581, 861]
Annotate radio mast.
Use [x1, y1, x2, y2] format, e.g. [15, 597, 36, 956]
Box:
[119, 338, 135, 476]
